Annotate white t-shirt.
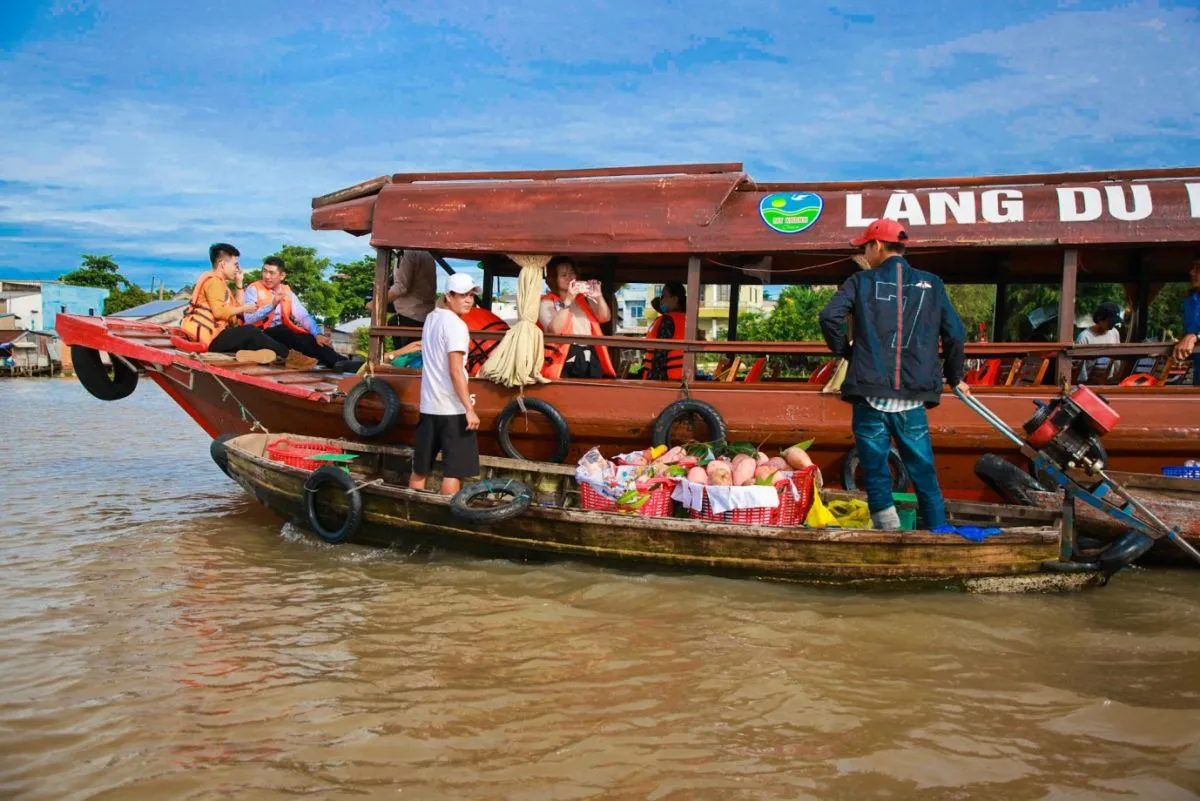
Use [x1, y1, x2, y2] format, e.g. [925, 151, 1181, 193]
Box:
[419, 307, 470, 415]
[1075, 327, 1121, 346]
[1075, 327, 1120, 380]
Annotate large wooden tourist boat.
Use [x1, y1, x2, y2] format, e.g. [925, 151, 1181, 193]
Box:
[56, 162, 1200, 494]
[217, 431, 1101, 592]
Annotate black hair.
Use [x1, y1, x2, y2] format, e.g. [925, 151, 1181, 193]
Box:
[263, 256, 285, 271]
[880, 241, 907, 255]
[209, 242, 240, 266]
[546, 255, 575, 276]
[662, 280, 687, 311]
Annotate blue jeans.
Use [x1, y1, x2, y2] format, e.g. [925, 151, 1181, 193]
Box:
[851, 403, 947, 529]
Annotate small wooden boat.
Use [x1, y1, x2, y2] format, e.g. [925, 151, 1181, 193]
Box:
[973, 454, 1200, 564]
[219, 432, 1101, 592]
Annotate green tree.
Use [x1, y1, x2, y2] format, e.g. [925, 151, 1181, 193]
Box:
[60, 254, 152, 315]
[737, 285, 836, 342]
[945, 284, 996, 340]
[103, 284, 153, 315]
[61, 254, 124, 291]
[331, 254, 377, 323]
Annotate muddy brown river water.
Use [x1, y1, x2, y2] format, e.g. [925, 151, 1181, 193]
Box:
[2, 378, 1199, 800]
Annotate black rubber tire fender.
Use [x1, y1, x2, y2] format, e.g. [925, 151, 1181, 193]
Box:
[841, 446, 911, 492]
[974, 453, 1047, 506]
[71, 345, 138, 401]
[450, 478, 534, 524]
[342, 377, 401, 440]
[495, 398, 571, 464]
[650, 399, 728, 451]
[1098, 530, 1155, 575]
[303, 465, 364, 544]
[210, 433, 239, 478]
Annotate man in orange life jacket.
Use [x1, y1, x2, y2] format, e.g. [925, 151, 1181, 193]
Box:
[538, 256, 615, 379]
[243, 257, 347, 370]
[643, 281, 686, 380]
[180, 243, 289, 362]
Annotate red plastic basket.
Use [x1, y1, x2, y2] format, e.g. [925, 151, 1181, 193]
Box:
[688, 466, 818, 526]
[266, 438, 344, 470]
[580, 479, 677, 517]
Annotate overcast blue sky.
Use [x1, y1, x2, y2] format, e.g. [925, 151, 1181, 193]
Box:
[1, 0, 1198, 289]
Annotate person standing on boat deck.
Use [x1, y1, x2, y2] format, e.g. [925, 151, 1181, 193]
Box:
[387, 249, 438, 349]
[243, 257, 350, 370]
[1173, 257, 1200, 386]
[538, 256, 616, 379]
[409, 273, 482, 497]
[818, 218, 968, 531]
[1075, 301, 1123, 382]
[180, 243, 290, 363]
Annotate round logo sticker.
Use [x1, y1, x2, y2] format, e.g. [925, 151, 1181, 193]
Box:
[759, 192, 823, 234]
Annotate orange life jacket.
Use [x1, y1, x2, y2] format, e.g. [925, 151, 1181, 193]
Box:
[462, 306, 510, 377]
[179, 271, 232, 347]
[248, 280, 309, 334]
[538, 292, 616, 379]
[642, 311, 685, 380]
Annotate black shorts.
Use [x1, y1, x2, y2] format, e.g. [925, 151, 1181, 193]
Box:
[413, 413, 480, 479]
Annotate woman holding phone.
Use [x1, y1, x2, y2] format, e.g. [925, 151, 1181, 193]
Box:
[538, 256, 616, 379]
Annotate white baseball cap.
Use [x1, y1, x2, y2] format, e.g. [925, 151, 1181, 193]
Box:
[446, 273, 481, 295]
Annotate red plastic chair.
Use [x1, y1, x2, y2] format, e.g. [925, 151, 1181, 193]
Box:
[807, 359, 837, 384]
[745, 357, 766, 382]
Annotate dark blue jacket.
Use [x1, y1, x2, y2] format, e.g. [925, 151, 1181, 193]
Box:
[818, 256, 966, 406]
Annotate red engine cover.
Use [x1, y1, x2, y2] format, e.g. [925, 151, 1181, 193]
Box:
[1069, 384, 1120, 435]
[1027, 417, 1061, 449]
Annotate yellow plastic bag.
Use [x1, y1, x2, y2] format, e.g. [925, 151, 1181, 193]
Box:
[827, 499, 872, 529]
[804, 491, 839, 528]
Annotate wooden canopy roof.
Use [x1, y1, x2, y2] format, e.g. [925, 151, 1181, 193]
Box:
[311, 163, 1200, 284]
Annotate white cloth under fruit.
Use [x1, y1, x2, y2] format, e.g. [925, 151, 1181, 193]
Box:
[671, 478, 787, 514]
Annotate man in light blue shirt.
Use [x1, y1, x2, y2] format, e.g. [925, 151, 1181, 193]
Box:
[243, 257, 349, 370]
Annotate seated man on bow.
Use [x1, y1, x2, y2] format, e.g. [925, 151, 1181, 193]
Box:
[179, 243, 290, 364]
[244, 257, 356, 371]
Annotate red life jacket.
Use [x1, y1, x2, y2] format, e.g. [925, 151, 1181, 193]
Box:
[247, 281, 309, 334]
[642, 311, 685, 380]
[538, 292, 616, 379]
[462, 306, 510, 377]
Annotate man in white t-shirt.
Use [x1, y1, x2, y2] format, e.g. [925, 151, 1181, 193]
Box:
[1075, 301, 1123, 381]
[408, 272, 482, 496]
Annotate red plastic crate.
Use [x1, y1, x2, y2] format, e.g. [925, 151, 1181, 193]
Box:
[688, 466, 818, 527]
[266, 438, 344, 470]
[580, 479, 677, 517]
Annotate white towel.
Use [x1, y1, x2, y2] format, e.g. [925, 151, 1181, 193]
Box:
[671, 478, 781, 514]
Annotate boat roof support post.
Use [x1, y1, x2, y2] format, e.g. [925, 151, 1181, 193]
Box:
[683, 256, 701, 380]
[727, 279, 741, 342]
[1130, 250, 1152, 343]
[370, 247, 391, 365]
[481, 261, 494, 311]
[1055, 249, 1079, 384]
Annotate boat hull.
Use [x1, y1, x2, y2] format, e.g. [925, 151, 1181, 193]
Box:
[56, 312, 1200, 495]
[222, 433, 1096, 591]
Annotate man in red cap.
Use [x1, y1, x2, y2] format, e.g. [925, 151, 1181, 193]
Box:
[819, 218, 968, 531]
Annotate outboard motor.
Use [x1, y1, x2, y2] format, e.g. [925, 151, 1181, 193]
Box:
[1021, 385, 1119, 473]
